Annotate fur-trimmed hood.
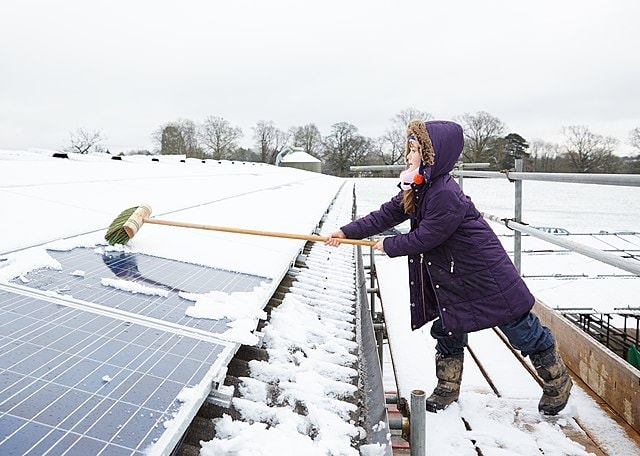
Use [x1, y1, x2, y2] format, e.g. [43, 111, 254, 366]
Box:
[406, 120, 464, 181]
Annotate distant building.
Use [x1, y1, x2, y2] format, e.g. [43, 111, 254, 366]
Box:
[276, 147, 321, 173]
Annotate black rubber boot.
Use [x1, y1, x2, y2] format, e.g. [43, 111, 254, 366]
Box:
[530, 345, 573, 415]
[426, 352, 464, 413]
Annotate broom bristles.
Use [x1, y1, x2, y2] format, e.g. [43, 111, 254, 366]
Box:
[105, 206, 138, 245]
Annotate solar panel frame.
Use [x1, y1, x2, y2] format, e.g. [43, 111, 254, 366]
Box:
[0, 287, 236, 455]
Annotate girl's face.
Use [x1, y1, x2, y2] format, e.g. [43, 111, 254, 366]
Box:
[407, 140, 422, 169]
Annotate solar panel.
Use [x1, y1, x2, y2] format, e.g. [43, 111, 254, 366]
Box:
[0, 288, 233, 455]
[15, 247, 270, 335]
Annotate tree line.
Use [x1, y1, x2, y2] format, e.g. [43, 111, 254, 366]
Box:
[65, 109, 640, 176]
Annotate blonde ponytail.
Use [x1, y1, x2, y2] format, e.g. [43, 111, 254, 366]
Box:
[402, 189, 415, 214]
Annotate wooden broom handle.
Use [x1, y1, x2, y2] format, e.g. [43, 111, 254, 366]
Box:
[143, 217, 378, 247]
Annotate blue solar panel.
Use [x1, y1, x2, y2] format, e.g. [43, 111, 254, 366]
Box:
[15, 247, 269, 335]
[0, 289, 232, 455]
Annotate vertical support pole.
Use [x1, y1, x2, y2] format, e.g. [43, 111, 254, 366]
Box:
[376, 325, 384, 372]
[514, 158, 523, 274]
[458, 162, 464, 191]
[369, 246, 384, 373]
[369, 245, 376, 322]
[410, 390, 426, 456]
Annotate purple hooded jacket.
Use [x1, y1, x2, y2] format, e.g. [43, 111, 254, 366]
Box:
[341, 121, 534, 335]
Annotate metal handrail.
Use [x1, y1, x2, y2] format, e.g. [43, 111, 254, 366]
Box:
[454, 160, 640, 277]
[351, 165, 406, 172]
[483, 213, 640, 276]
[452, 169, 640, 187]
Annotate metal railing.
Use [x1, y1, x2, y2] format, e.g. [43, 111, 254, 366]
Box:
[353, 164, 640, 454]
[452, 160, 640, 276]
[350, 164, 407, 173]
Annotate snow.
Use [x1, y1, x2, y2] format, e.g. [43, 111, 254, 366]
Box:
[2, 149, 639, 455]
[281, 151, 321, 163]
[353, 177, 640, 314]
[181, 285, 270, 344]
[100, 277, 170, 297]
[376, 256, 640, 455]
[359, 178, 640, 456]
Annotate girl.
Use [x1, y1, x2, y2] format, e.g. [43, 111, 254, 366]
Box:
[326, 120, 572, 415]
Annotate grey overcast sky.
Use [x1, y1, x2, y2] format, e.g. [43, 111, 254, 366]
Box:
[1, 0, 639, 154]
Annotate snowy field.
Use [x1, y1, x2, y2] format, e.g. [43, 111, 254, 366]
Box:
[352, 177, 640, 234]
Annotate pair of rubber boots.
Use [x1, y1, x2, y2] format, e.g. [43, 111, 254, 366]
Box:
[425, 345, 573, 415]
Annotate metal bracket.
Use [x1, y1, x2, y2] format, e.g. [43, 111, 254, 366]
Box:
[206, 383, 235, 408]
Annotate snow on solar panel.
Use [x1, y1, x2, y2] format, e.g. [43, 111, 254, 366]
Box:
[0, 245, 274, 454]
[0, 288, 234, 455]
[13, 247, 270, 335]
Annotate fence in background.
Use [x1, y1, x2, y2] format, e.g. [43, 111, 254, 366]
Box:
[452, 159, 640, 276]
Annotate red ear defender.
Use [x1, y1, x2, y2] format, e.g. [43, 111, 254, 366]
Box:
[413, 174, 424, 185]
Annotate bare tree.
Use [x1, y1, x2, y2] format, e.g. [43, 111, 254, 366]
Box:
[176, 118, 200, 158]
[456, 111, 506, 165]
[253, 121, 290, 164]
[528, 139, 562, 172]
[378, 108, 434, 165]
[562, 125, 619, 173]
[322, 122, 372, 176]
[199, 116, 243, 160]
[290, 124, 323, 157]
[65, 128, 105, 154]
[378, 128, 405, 165]
[393, 107, 433, 128]
[629, 127, 640, 151]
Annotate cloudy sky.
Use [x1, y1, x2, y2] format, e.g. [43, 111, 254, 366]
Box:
[1, 0, 639, 154]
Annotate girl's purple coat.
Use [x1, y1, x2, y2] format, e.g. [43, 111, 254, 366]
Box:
[341, 121, 534, 335]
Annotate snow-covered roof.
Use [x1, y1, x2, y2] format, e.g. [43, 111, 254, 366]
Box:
[281, 150, 321, 163]
[2, 150, 639, 455]
[0, 150, 373, 455]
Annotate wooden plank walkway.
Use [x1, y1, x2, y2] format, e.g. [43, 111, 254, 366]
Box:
[375, 255, 640, 455]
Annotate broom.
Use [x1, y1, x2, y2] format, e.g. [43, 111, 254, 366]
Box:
[105, 204, 377, 247]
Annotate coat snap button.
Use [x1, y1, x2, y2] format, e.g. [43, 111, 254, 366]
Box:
[435, 284, 440, 288]
[448, 331, 453, 336]
[427, 261, 432, 266]
[411, 303, 415, 307]
[442, 307, 446, 312]
[410, 259, 414, 263]
[410, 281, 415, 285]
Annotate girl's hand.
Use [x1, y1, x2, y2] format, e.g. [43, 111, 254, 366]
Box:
[325, 230, 346, 247]
[373, 238, 386, 254]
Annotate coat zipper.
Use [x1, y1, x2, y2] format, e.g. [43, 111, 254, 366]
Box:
[447, 249, 455, 274]
[419, 253, 427, 305]
[422, 252, 445, 325]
